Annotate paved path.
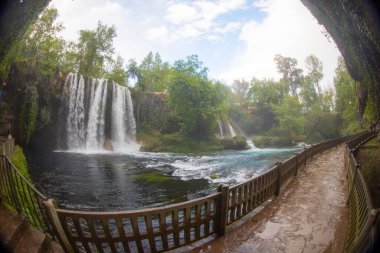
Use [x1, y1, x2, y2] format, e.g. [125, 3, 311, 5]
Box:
[191, 146, 348, 253]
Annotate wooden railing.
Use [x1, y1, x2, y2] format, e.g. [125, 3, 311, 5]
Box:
[0, 155, 56, 239]
[0, 137, 14, 157]
[47, 193, 222, 253]
[0, 131, 375, 253]
[344, 130, 379, 253]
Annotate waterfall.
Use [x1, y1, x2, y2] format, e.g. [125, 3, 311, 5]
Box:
[228, 123, 236, 137]
[63, 73, 137, 152]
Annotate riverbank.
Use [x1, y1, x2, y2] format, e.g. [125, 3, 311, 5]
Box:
[138, 131, 250, 153]
[189, 146, 348, 253]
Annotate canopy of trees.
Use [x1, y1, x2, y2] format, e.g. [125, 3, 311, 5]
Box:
[0, 6, 374, 146]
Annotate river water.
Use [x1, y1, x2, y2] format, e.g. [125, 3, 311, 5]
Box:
[26, 147, 300, 211]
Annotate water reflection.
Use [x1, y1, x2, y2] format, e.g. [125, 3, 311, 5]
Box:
[26, 147, 299, 211]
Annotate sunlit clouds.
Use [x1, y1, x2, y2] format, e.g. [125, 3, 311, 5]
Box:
[50, 0, 340, 87]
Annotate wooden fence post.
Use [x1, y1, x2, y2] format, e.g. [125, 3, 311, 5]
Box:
[294, 153, 299, 176]
[275, 162, 282, 196]
[44, 199, 74, 253]
[304, 148, 307, 165]
[346, 163, 361, 206]
[217, 184, 229, 236]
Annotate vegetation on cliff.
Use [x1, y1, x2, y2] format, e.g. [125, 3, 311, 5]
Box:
[0, 6, 376, 151]
[10, 145, 31, 181]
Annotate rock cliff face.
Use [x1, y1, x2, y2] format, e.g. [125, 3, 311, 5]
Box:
[132, 92, 170, 132]
[301, 0, 380, 118]
[0, 0, 50, 63]
[1, 1, 379, 117]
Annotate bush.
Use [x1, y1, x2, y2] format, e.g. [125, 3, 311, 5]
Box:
[252, 135, 292, 148]
[139, 132, 223, 153]
[10, 145, 31, 180]
[220, 135, 250, 150]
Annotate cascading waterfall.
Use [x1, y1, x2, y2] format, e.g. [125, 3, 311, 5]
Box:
[63, 73, 137, 152]
[228, 122, 236, 137]
[86, 78, 108, 150]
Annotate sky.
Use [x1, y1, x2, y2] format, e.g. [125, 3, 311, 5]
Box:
[50, 0, 341, 88]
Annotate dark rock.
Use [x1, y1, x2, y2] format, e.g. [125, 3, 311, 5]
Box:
[220, 135, 250, 150]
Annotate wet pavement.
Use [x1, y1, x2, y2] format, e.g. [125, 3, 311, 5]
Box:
[189, 146, 348, 253]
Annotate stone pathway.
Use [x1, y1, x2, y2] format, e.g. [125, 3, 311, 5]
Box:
[190, 146, 348, 253]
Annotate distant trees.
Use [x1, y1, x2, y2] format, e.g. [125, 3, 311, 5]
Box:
[1, 6, 369, 146]
[167, 56, 224, 139]
[0, 7, 65, 80]
[232, 79, 250, 105]
[74, 21, 117, 78]
[127, 52, 172, 91]
[229, 54, 343, 143]
[274, 54, 303, 96]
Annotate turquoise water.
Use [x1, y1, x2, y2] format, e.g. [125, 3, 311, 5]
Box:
[26, 147, 300, 211]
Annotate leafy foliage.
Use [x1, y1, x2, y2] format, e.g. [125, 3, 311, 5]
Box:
[127, 52, 172, 91]
[18, 85, 39, 145]
[274, 55, 303, 96]
[75, 21, 116, 78]
[168, 71, 223, 139]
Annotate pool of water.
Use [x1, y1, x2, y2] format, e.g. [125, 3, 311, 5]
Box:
[26, 147, 300, 211]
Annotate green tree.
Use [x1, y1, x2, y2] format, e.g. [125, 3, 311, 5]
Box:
[75, 21, 116, 77]
[248, 78, 287, 133]
[168, 56, 222, 139]
[137, 52, 172, 91]
[126, 59, 141, 85]
[334, 57, 361, 133]
[274, 55, 303, 96]
[173, 55, 208, 79]
[232, 79, 250, 105]
[105, 55, 127, 85]
[18, 85, 39, 145]
[1, 7, 66, 79]
[303, 55, 324, 110]
[271, 96, 304, 141]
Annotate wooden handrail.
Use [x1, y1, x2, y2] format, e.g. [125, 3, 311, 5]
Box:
[2, 130, 377, 252]
[344, 130, 379, 253]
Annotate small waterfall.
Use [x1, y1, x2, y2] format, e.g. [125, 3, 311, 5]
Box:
[67, 74, 86, 149]
[63, 73, 137, 152]
[86, 78, 107, 150]
[228, 123, 236, 137]
[247, 140, 257, 149]
[217, 117, 224, 138]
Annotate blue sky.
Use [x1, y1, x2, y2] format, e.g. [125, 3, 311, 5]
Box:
[50, 0, 341, 87]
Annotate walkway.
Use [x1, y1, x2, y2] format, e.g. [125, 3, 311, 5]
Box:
[189, 146, 348, 253]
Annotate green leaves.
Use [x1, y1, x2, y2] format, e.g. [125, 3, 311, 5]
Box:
[19, 85, 39, 145]
[75, 21, 117, 78]
[128, 52, 173, 91]
[167, 66, 222, 140]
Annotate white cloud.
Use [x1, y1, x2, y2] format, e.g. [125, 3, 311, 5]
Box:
[50, 0, 153, 64]
[219, 0, 341, 88]
[214, 22, 241, 34]
[146, 26, 169, 40]
[50, 0, 339, 88]
[165, 3, 199, 24]
[160, 0, 247, 42]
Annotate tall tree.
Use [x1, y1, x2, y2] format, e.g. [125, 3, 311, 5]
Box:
[1, 7, 65, 79]
[271, 96, 304, 141]
[168, 56, 222, 139]
[300, 55, 324, 112]
[334, 56, 361, 133]
[105, 55, 127, 85]
[75, 21, 116, 78]
[274, 54, 303, 96]
[232, 79, 250, 105]
[135, 52, 172, 91]
[173, 55, 208, 79]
